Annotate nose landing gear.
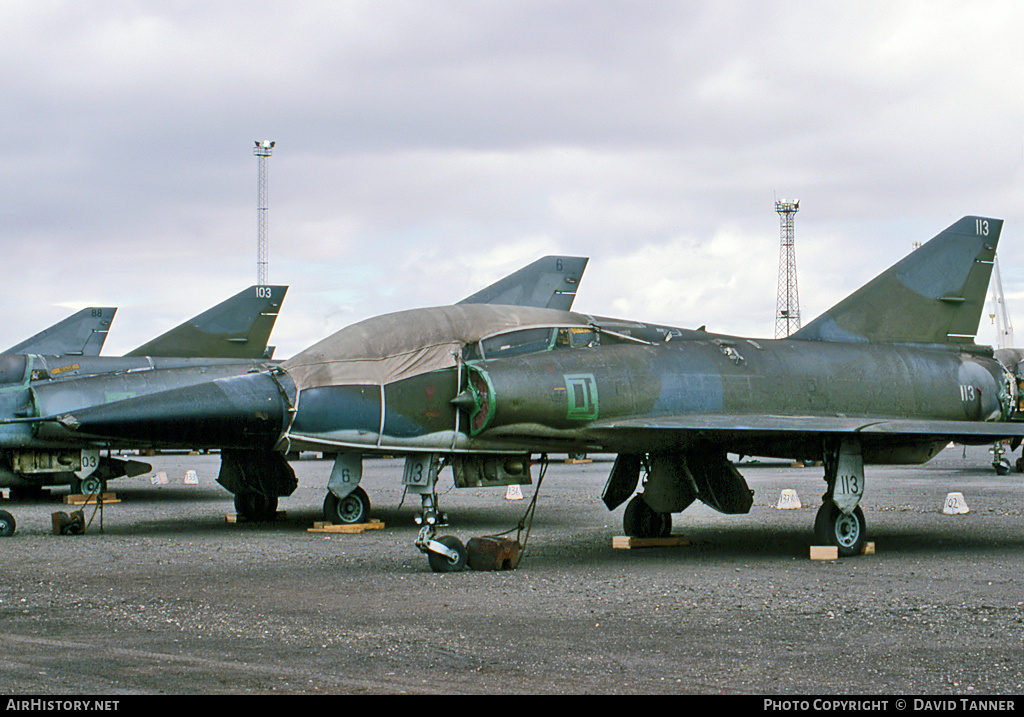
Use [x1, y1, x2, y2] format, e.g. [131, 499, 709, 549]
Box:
[404, 454, 468, 572]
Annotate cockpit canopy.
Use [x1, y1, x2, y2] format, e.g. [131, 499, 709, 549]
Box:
[463, 326, 603, 361]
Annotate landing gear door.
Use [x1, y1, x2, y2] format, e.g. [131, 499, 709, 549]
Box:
[403, 454, 439, 493]
[327, 453, 362, 500]
[75, 449, 100, 480]
[832, 439, 864, 515]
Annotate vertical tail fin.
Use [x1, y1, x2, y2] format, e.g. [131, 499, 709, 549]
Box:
[125, 285, 287, 358]
[791, 216, 1002, 346]
[457, 256, 588, 311]
[5, 307, 117, 356]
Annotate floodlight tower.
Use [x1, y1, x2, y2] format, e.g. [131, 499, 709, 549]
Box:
[774, 198, 801, 338]
[254, 140, 275, 286]
[990, 253, 1014, 348]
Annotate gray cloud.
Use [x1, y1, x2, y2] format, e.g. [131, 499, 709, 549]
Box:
[3, 1, 1024, 355]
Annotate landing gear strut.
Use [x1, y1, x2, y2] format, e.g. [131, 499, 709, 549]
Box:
[404, 454, 467, 572]
[991, 442, 1012, 475]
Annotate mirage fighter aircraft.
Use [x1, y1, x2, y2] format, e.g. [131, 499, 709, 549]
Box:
[20, 218, 1024, 570]
[0, 285, 287, 497]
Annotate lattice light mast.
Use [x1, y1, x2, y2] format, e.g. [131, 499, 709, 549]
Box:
[254, 140, 275, 286]
[774, 198, 801, 338]
[990, 253, 1014, 349]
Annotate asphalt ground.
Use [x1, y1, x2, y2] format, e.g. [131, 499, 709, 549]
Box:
[1, 444, 1024, 697]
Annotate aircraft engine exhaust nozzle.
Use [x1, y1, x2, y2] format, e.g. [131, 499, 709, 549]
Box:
[34, 371, 293, 451]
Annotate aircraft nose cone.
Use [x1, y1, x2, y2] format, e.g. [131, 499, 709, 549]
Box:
[40, 370, 291, 450]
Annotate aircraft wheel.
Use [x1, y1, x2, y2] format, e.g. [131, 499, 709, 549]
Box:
[995, 459, 1012, 476]
[80, 475, 104, 495]
[814, 503, 865, 557]
[427, 535, 468, 573]
[234, 492, 278, 522]
[1016, 456, 1024, 474]
[623, 494, 671, 538]
[323, 487, 370, 525]
[0, 509, 15, 537]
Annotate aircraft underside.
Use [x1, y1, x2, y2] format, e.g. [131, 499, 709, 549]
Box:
[212, 424, 972, 568]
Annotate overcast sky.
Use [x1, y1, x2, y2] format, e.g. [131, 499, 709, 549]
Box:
[4, 1, 1024, 357]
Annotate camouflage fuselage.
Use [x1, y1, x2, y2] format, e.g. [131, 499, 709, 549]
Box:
[280, 322, 1011, 463]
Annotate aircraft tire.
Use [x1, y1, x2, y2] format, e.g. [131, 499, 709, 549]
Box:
[234, 492, 278, 522]
[427, 535, 467, 573]
[623, 494, 671, 538]
[814, 503, 865, 557]
[323, 487, 370, 525]
[0, 509, 15, 537]
[654, 511, 671, 538]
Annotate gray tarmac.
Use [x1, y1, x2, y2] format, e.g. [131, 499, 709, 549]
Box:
[1, 444, 1024, 695]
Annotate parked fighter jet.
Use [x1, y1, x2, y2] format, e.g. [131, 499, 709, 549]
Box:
[0, 285, 286, 496]
[25, 218, 1024, 570]
[0, 257, 586, 503]
[5, 307, 117, 357]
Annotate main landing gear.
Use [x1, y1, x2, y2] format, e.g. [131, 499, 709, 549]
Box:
[622, 494, 671, 538]
[219, 449, 297, 523]
[609, 440, 871, 557]
[815, 438, 867, 557]
[320, 453, 370, 525]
